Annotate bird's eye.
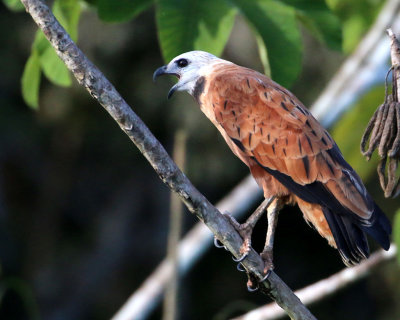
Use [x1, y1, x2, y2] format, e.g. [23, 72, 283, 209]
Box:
[176, 58, 189, 68]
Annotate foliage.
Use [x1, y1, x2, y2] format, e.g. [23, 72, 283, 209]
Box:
[5, 0, 343, 108]
[21, 51, 41, 109]
[3, 0, 387, 107]
[285, 0, 342, 51]
[2, 0, 24, 11]
[327, 0, 385, 53]
[97, 0, 153, 22]
[20, 0, 81, 108]
[156, 0, 236, 66]
[232, 0, 303, 86]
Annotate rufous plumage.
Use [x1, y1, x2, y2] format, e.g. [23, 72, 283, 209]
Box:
[154, 51, 391, 269]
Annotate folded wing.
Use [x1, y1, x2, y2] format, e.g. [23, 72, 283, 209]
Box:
[204, 64, 391, 264]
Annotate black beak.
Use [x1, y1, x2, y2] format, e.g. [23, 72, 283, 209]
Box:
[153, 65, 168, 82]
[153, 65, 180, 99]
[167, 86, 177, 100]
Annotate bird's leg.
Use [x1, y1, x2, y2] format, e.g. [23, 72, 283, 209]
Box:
[259, 198, 283, 277]
[223, 196, 276, 263]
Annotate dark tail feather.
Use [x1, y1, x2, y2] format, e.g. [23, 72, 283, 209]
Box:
[322, 206, 369, 266]
[360, 202, 391, 250]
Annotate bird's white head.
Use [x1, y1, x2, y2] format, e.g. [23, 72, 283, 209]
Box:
[153, 51, 222, 99]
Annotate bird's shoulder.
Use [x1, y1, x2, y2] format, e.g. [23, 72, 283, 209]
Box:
[204, 63, 334, 161]
[206, 64, 321, 130]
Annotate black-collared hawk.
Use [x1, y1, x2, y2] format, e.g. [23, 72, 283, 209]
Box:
[153, 51, 391, 268]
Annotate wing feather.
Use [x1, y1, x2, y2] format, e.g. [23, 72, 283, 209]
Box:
[203, 64, 373, 221]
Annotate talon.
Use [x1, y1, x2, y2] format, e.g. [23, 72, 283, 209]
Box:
[237, 263, 246, 272]
[232, 252, 248, 262]
[214, 237, 227, 250]
[258, 269, 272, 283]
[247, 280, 259, 292]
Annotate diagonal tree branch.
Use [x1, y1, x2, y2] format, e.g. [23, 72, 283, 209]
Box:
[19, 0, 316, 319]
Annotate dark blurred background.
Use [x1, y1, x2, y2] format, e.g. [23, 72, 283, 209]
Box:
[1, 1, 400, 320]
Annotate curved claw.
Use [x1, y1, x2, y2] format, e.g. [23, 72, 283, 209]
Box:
[214, 237, 227, 250]
[258, 269, 272, 283]
[236, 263, 246, 272]
[247, 282, 259, 292]
[232, 252, 248, 262]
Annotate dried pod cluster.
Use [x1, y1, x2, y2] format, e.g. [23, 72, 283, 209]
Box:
[361, 29, 400, 198]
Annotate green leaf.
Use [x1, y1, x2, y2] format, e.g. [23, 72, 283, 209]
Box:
[394, 210, 400, 265]
[20, 0, 81, 109]
[53, 0, 82, 41]
[39, 46, 72, 87]
[231, 0, 302, 87]
[98, 0, 153, 23]
[342, 14, 365, 53]
[327, 0, 383, 53]
[31, 29, 72, 87]
[268, 0, 342, 51]
[156, 0, 236, 62]
[32, 0, 80, 87]
[32, 30, 72, 86]
[255, 32, 271, 78]
[21, 51, 41, 109]
[32, 31, 50, 55]
[2, 0, 25, 11]
[296, 10, 342, 51]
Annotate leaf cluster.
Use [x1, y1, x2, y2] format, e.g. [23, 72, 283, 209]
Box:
[19, 0, 81, 109]
[7, 0, 342, 108]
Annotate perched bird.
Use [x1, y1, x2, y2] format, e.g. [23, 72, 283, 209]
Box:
[153, 51, 391, 272]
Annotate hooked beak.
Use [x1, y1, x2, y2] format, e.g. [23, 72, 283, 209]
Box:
[153, 65, 168, 82]
[153, 65, 180, 99]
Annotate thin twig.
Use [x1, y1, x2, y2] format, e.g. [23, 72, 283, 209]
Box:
[232, 245, 397, 320]
[19, 1, 316, 319]
[163, 130, 186, 320]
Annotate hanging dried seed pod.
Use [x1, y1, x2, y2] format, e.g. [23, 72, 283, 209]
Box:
[361, 98, 391, 160]
[360, 29, 400, 198]
[389, 103, 400, 156]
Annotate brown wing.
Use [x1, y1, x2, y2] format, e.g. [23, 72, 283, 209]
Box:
[204, 64, 373, 221]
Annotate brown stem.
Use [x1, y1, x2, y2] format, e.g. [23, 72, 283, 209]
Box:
[387, 29, 400, 102]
